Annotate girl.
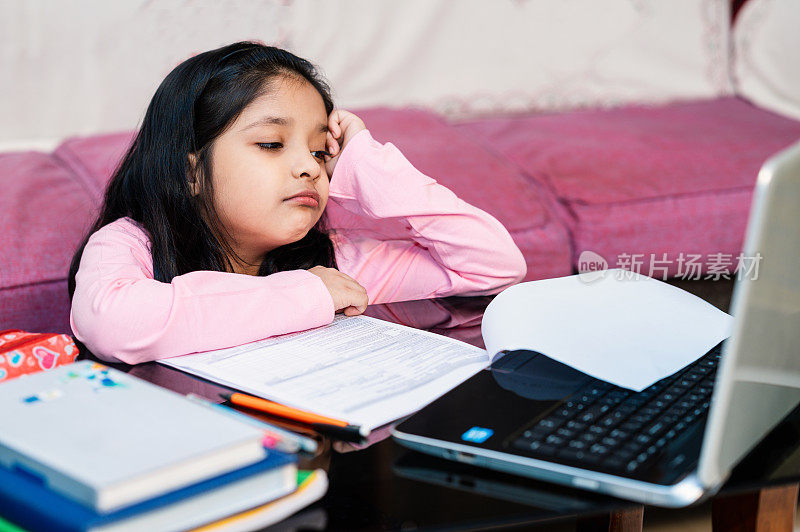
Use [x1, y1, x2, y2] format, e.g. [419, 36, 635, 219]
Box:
[68, 41, 526, 365]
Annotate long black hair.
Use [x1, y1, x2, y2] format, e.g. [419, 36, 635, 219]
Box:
[67, 41, 337, 300]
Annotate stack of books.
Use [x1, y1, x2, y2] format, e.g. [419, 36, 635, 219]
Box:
[0, 361, 326, 531]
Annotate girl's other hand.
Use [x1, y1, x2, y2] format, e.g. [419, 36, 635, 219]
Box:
[308, 266, 369, 316]
[324, 109, 366, 177]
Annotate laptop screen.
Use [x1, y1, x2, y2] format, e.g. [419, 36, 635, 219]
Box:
[699, 139, 800, 487]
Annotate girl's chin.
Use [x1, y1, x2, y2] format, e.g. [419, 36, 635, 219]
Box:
[281, 225, 320, 244]
[290, 209, 323, 225]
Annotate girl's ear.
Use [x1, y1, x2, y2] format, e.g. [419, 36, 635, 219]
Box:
[187, 153, 201, 197]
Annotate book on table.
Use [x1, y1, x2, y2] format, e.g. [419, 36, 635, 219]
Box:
[0, 447, 297, 532]
[192, 469, 329, 532]
[0, 361, 269, 512]
[160, 314, 492, 431]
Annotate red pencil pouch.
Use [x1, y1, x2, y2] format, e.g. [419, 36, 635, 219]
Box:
[0, 329, 79, 383]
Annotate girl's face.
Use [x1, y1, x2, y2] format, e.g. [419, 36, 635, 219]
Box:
[196, 76, 331, 275]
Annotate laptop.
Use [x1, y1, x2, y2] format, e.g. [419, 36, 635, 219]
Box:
[392, 139, 800, 507]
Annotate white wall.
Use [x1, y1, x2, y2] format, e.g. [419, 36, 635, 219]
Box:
[0, 0, 732, 151]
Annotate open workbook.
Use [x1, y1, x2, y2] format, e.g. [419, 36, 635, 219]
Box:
[160, 270, 733, 431]
[161, 314, 489, 431]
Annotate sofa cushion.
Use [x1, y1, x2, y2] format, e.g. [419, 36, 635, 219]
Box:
[346, 108, 572, 281]
[455, 97, 800, 276]
[54, 131, 136, 203]
[0, 152, 95, 333]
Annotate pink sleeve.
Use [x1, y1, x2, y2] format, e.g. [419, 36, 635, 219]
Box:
[326, 129, 527, 305]
[69, 219, 335, 365]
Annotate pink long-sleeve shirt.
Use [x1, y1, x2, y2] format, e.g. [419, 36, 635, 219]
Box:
[69, 129, 526, 364]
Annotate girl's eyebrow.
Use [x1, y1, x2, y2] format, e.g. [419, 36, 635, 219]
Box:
[239, 115, 328, 134]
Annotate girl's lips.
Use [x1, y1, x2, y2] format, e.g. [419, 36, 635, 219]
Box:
[284, 190, 320, 207]
[285, 195, 319, 207]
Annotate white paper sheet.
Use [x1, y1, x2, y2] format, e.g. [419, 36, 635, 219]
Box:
[481, 269, 734, 391]
[160, 315, 489, 430]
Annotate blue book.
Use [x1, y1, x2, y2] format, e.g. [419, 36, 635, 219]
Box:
[0, 361, 268, 512]
[0, 449, 297, 532]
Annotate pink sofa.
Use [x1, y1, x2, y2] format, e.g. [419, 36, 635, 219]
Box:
[2, 95, 799, 335]
[456, 97, 800, 276]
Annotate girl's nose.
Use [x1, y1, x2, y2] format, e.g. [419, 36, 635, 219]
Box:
[292, 151, 321, 181]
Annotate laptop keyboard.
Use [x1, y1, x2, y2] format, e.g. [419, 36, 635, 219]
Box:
[511, 344, 722, 476]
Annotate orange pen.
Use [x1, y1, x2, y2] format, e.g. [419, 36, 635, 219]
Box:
[221, 392, 349, 427]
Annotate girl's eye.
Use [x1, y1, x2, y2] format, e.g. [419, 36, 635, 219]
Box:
[256, 142, 282, 150]
[257, 143, 330, 161]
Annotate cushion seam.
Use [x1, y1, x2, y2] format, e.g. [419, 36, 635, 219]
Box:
[2, 277, 67, 292]
[51, 148, 100, 202]
[554, 183, 755, 208]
